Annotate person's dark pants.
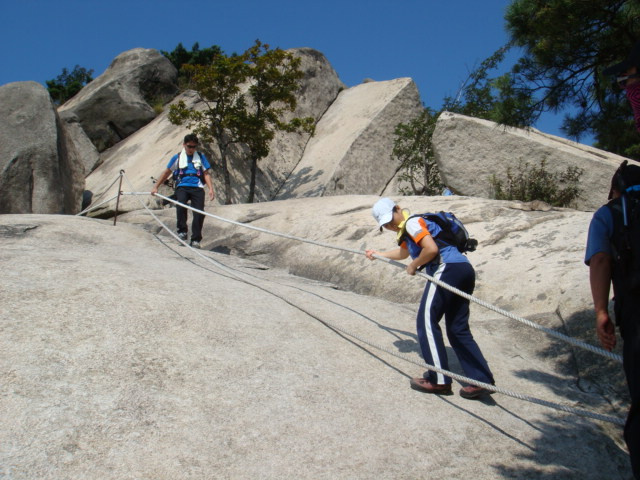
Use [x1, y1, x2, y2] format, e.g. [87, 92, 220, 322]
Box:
[175, 187, 205, 242]
[616, 294, 640, 479]
[416, 262, 494, 386]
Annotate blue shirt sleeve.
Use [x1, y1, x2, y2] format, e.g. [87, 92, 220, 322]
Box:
[166, 154, 179, 170]
[584, 205, 613, 265]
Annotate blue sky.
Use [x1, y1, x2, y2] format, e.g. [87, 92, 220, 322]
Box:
[0, 0, 583, 142]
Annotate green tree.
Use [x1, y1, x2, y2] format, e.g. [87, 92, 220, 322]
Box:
[46, 65, 94, 105]
[161, 42, 224, 87]
[443, 45, 535, 128]
[391, 108, 444, 195]
[168, 52, 248, 204]
[241, 40, 315, 203]
[168, 40, 314, 204]
[502, 0, 640, 157]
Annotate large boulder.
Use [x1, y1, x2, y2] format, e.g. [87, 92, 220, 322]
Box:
[432, 112, 629, 211]
[83, 91, 200, 217]
[59, 48, 178, 152]
[275, 78, 423, 199]
[0, 81, 84, 214]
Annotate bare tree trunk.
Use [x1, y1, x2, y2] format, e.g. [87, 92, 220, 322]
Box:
[219, 150, 233, 204]
[247, 156, 258, 203]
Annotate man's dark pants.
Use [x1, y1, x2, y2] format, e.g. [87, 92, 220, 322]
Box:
[616, 293, 640, 479]
[175, 187, 205, 242]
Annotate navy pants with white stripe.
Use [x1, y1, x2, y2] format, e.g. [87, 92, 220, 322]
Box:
[416, 261, 494, 386]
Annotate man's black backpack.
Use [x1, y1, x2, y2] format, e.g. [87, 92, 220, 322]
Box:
[607, 191, 640, 292]
[403, 211, 478, 253]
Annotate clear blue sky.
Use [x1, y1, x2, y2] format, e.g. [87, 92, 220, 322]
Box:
[0, 0, 583, 143]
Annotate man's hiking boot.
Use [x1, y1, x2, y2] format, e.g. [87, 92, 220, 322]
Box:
[177, 232, 188, 243]
[190, 241, 201, 249]
[410, 378, 452, 395]
[459, 385, 490, 399]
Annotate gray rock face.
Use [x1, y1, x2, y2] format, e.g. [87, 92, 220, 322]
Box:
[83, 91, 201, 217]
[0, 81, 84, 214]
[432, 112, 629, 211]
[0, 207, 631, 478]
[275, 78, 423, 199]
[59, 48, 178, 152]
[59, 110, 101, 174]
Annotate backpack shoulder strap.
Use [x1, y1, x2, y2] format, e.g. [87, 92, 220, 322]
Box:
[398, 213, 454, 246]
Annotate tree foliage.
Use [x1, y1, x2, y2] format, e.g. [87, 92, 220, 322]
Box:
[46, 65, 94, 105]
[503, 0, 640, 158]
[168, 40, 314, 204]
[161, 42, 223, 69]
[489, 159, 583, 208]
[161, 42, 223, 87]
[395, 0, 640, 200]
[241, 40, 315, 203]
[391, 109, 444, 195]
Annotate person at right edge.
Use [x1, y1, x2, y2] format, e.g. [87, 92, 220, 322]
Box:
[591, 41, 640, 479]
[585, 161, 640, 479]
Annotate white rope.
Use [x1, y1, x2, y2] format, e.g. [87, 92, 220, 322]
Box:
[126, 190, 622, 364]
[117, 181, 625, 426]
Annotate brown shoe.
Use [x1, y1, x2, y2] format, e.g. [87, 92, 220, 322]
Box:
[410, 378, 453, 395]
[459, 385, 490, 399]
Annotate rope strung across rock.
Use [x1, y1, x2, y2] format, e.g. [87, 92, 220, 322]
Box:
[116, 177, 625, 426]
[124, 190, 622, 364]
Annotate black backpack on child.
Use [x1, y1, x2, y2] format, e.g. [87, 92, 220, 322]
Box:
[402, 211, 478, 253]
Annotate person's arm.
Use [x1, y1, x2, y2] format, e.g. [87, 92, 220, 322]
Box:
[203, 170, 214, 201]
[151, 168, 172, 195]
[589, 252, 616, 351]
[406, 234, 439, 276]
[365, 247, 409, 261]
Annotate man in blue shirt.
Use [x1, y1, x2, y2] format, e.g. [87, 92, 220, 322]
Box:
[151, 134, 214, 248]
[585, 162, 640, 479]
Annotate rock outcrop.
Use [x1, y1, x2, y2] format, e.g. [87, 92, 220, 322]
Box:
[0, 81, 84, 214]
[275, 78, 423, 199]
[59, 48, 178, 152]
[59, 110, 101, 175]
[82, 90, 200, 217]
[432, 112, 628, 211]
[91, 49, 426, 216]
[0, 205, 631, 478]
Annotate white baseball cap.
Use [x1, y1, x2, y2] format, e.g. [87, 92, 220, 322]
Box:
[372, 197, 396, 230]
